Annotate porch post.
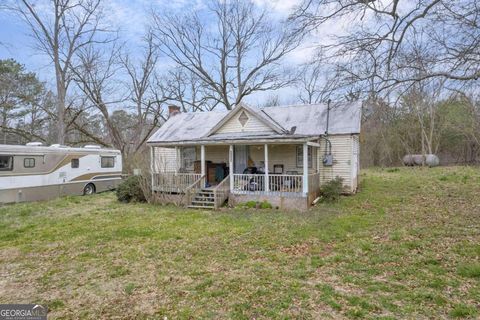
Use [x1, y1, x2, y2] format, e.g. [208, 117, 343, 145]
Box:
[303, 142, 309, 194]
[264, 144, 269, 192]
[201, 145, 206, 187]
[229, 145, 234, 191]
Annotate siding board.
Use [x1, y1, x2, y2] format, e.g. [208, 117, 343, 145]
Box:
[216, 110, 274, 134]
[153, 147, 177, 172]
[317, 134, 358, 193]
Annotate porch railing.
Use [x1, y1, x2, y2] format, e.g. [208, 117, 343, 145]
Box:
[185, 175, 205, 204]
[212, 175, 230, 209]
[152, 172, 202, 193]
[232, 173, 303, 194]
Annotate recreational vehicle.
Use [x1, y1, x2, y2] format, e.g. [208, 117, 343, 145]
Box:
[0, 143, 123, 203]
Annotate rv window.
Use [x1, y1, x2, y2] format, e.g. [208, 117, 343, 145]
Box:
[71, 158, 79, 168]
[101, 156, 115, 168]
[0, 155, 13, 171]
[24, 158, 35, 168]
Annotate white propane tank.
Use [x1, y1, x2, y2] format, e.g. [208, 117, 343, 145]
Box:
[403, 154, 440, 167]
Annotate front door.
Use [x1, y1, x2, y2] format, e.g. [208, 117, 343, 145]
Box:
[234, 145, 248, 173]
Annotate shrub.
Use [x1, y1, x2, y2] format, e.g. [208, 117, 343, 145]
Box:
[321, 176, 344, 202]
[239, 200, 273, 209]
[243, 201, 257, 208]
[116, 176, 146, 203]
[260, 201, 273, 209]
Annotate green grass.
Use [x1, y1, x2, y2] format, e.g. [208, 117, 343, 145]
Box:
[1, 166, 479, 319]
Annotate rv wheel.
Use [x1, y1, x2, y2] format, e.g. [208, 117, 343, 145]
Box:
[83, 183, 96, 195]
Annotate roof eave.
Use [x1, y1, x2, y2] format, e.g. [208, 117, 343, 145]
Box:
[147, 135, 320, 147]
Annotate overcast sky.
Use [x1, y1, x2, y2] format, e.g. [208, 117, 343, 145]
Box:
[0, 0, 342, 106]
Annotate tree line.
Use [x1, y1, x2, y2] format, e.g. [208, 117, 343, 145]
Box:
[1, 0, 479, 167]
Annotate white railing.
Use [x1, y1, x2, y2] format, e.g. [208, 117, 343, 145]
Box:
[269, 174, 303, 193]
[232, 173, 303, 195]
[152, 172, 202, 193]
[212, 175, 230, 209]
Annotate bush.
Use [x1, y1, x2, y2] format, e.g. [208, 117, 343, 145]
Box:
[321, 176, 344, 202]
[260, 201, 273, 209]
[116, 176, 146, 203]
[243, 201, 257, 208]
[239, 200, 273, 209]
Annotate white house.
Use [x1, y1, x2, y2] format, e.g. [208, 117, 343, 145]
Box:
[146, 102, 361, 210]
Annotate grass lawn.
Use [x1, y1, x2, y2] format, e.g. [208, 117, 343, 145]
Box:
[0, 167, 479, 319]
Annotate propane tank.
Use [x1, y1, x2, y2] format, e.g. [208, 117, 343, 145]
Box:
[403, 154, 439, 167]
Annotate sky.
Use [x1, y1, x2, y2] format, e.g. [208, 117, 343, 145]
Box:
[0, 0, 340, 106]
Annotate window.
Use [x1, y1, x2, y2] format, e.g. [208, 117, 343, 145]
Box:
[24, 158, 35, 168]
[101, 156, 115, 168]
[71, 158, 79, 168]
[296, 146, 313, 168]
[0, 155, 13, 171]
[182, 147, 196, 170]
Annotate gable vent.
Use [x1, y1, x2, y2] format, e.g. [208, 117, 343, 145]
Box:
[238, 111, 249, 127]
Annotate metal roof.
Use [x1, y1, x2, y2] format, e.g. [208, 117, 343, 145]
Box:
[147, 102, 362, 144]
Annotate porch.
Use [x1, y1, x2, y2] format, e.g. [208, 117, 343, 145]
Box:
[150, 142, 322, 209]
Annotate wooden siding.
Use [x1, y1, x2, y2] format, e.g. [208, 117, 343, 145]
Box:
[248, 144, 318, 174]
[317, 134, 358, 193]
[153, 147, 177, 172]
[351, 135, 360, 192]
[215, 110, 274, 134]
[199, 145, 229, 164]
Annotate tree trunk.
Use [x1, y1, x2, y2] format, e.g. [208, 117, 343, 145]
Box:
[55, 67, 65, 144]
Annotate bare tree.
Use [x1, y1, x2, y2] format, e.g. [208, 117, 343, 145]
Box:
[72, 35, 168, 164]
[152, 0, 302, 110]
[291, 0, 480, 95]
[120, 31, 166, 155]
[296, 58, 348, 104]
[161, 68, 220, 112]
[14, 0, 111, 144]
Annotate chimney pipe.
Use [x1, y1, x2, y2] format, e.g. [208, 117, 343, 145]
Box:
[168, 105, 181, 117]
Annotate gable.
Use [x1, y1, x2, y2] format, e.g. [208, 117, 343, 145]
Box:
[214, 109, 275, 135]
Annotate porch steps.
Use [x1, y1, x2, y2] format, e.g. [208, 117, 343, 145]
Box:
[188, 188, 216, 210]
